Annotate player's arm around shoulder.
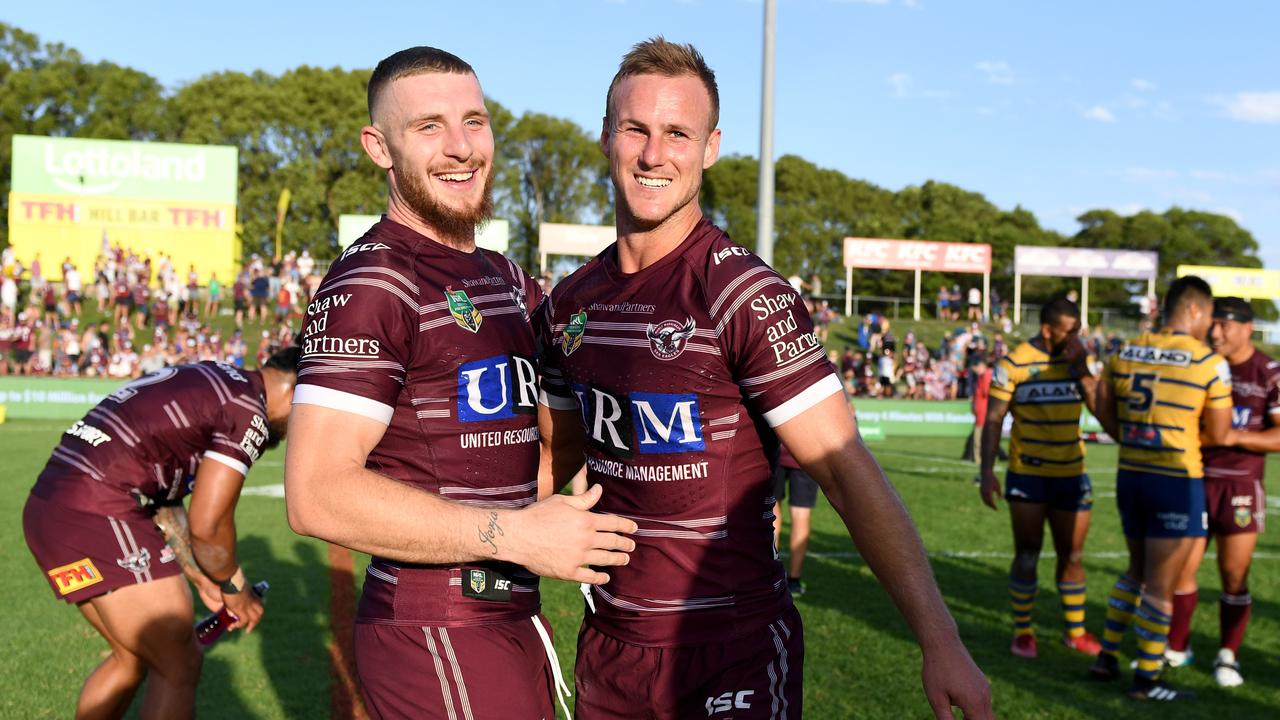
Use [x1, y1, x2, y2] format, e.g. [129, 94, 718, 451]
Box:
[1201, 352, 1234, 447]
[775, 393, 992, 720]
[1093, 355, 1120, 441]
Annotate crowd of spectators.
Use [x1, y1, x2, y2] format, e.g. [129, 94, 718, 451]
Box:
[0, 244, 318, 378]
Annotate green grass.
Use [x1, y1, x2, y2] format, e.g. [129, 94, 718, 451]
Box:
[3, 422, 1277, 718]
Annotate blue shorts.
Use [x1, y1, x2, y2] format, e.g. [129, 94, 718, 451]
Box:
[1116, 470, 1207, 539]
[1005, 471, 1093, 512]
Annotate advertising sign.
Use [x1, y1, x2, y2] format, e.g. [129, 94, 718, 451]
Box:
[842, 238, 992, 274]
[1014, 246, 1158, 280]
[1178, 265, 1280, 300]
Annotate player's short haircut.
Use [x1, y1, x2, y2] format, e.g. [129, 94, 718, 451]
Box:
[606, 36, 719, 131]
[367, 47, 475, 121]
[263, 345, 302, 376]
[1163, 275, 1213, 319]
[1040, 296, 1081, 327]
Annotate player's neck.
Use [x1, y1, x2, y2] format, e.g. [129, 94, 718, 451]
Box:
[615, 203, 703, 274]
[385, 199, 476, 253]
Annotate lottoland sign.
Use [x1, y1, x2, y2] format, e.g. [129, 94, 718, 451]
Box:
[852, 399, 1103, 439]
[11, 135, 237, 203]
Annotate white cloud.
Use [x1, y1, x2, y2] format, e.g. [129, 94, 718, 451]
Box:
[975, 61, 1015, 85]
[887, 72, 913, 98]
[1220, 91, 1280, 123]
[1082, 105, 1116, 122]
[1132, 78, 1155, 92]
[1213, 207, 1244, 223]
[1125, 167, 1177, 182]
[1188, 170, 1240, 183]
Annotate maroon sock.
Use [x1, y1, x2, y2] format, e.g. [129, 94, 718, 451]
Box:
[1220, 592, 1252, 653]
[1166, 590, 1198, 652]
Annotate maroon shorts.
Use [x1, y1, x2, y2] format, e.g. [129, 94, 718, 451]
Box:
[23, 493, 179, 603]
[1206, 478, 1266, 535]
[575, 605, 804, 720]
[354, 614, 561, 720]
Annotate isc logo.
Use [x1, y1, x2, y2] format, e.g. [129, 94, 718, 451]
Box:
[706, 690, 753, 715]
[571, 385, 705, 458]
[457, 355, 538, 422]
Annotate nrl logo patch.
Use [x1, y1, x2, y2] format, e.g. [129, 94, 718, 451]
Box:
[562, 311, 587, 356]
[1235, 507, 1253, 528]
[445, 287, 483, 333]
[116, 547, 152, 573]
[469, 569, 487, 594]
[647, 318, 697, 361]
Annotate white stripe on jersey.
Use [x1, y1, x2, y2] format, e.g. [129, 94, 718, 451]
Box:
[52, 446, 106, 481]
[591, 585, 735, 613]
[169, 401, 192, 428]
[711, 429, 737, 441]
[709, 265, 775, 319]
[292, 384, 394, 425]
[437, 629, 476, 720]
[322, 264, 416, 295]
[614, 513, 727, 529]
[440, 479, 538, 496]
[415, 409, 451, 419]
[203, 450, 249, 477]
[740, 346, 829, 387]
[715, 275, 792, 336]
[322, 276, 417, 311]
[632, 528, 728, 540]
[87, 407, 138, 446]
[707, 413, 740, 426]
[761, 373, 844, 428]
[454, 496, 536, 509]
[366, 565, 398, 584]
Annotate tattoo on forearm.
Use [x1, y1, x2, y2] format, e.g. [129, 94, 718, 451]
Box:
[478, 511, 504, 555]
[154, 506, 203, 580]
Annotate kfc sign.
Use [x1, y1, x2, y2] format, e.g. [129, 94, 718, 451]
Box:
[842, 238, 992, 273]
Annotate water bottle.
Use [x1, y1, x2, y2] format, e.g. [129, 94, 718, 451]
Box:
[196, 580, 269, 646]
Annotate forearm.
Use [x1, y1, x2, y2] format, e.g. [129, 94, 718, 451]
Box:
[825, 441, 959, 648]
[286, 462, 514, 565]
[191, 513, 240, 582]
[154, 504, 210, 585]
[1232, 425, 1280, 453]
[1077, 374, 1099, 417]
[979, 421, 1001, 475]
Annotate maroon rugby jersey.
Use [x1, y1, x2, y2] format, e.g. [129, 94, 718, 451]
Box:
[1204, 348, 1280, 483]
[32, 362, 269, 519]
[539, 218, 841, 646]
[293, 217, 545, 627]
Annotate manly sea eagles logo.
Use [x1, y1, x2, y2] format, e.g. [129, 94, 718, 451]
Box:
[647, 317, 697, 361]
[116, 547, 152, 573]
[469, 569, 487, 594]
[510, 284, 528, 320]
[445, 287, 483, 333]
[562, 311, 587, 356]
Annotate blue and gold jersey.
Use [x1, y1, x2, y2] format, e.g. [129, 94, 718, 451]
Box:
[989, 341, 1085, 477]
[1102, 330, 1233, 478]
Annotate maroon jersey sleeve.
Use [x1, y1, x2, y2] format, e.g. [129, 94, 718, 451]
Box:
[1267, 357, 1280, 426]
[293, 242, 419, 424]
[203, 389, 270, 476]
[535, 286, 579, 412]
[705, 245, 841, 427]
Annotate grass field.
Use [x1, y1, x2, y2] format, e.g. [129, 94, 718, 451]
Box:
[3, 421, 1278, 719]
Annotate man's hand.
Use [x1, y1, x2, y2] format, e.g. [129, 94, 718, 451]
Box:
[979, 469, 1002, 511]
[501, 484, 637, 584]
[922, 639, 994, 720]
[221, 587, 264, 633]
[1222, 428, 1240, 446]
[1061, 338, 1089, 376]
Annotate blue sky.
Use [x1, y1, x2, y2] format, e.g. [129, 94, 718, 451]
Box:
[8, 0, 1278, 268]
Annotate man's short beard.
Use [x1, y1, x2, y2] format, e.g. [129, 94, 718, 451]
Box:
[398, 165, 495, 241]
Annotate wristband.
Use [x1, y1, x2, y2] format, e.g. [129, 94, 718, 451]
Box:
[215, 567, 246, 595]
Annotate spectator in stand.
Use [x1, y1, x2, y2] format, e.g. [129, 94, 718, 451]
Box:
[878, 344, 898, 398]
[233, 271, 249, 328]
[250, 269, 269, 322]
[862, 350, 879, 397]
[951, 284, 963, 321]
[937, 285, 950, 320]
[297, 249, 315, 280]
[64, 263, 83, 316]
[41, 282, 59, 330]
[858, 314, 872, 351]
[2, 273, 17, 325]
[205, 272, 222, 318]
[968, 286, 983, 321]
[965, 356, 992, 466]
[903, 345, 921, 399]
[274, 283, 292, 322]
[772, 442, 820, 597]
[991, 333, 1008, 361]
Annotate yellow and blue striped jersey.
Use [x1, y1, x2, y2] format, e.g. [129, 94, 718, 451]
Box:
[989, 341, 1085, 477]
[1102, 330, 1233, 478]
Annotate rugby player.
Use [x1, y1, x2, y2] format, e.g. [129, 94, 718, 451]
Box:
[537, 37, 991, 719]
[1165, 297, 1277, 686]
[1089, 275, 1232, 700]
[979, 297, 1102, 659]
[23, 347, 301, 719]
[283, 47, 636, 719]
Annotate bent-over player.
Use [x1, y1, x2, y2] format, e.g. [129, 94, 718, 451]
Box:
[24, 348, 300, 719]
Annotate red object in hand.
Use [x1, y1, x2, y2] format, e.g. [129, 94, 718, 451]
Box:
[196, 580, 269, 647]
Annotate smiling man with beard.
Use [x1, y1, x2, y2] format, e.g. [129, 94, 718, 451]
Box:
[284, 47, 636, 719]
[23, 346, 301, 719]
